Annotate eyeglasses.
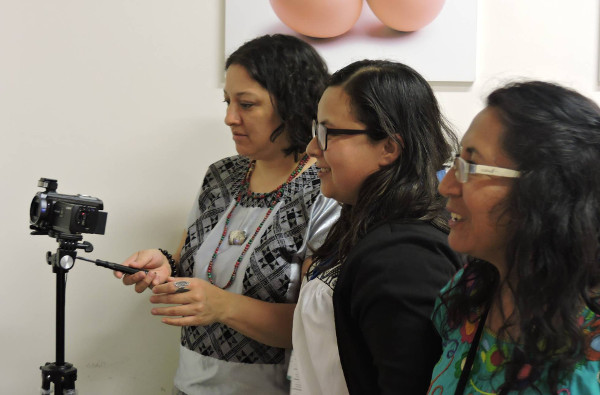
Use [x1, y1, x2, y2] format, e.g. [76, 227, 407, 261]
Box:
[312, 120, 370, 151]
[452, 155, 520, 183]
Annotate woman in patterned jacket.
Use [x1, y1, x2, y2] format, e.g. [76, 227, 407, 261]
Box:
[116, 34, 339, 394]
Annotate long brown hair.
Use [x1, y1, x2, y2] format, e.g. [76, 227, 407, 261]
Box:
[440, 81, 600, 393]
[311, 60, 457, 270]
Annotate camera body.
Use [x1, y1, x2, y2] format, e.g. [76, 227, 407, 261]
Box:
[30, 178, 107, 235]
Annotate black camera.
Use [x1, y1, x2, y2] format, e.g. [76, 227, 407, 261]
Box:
[30, 178, 107, 235]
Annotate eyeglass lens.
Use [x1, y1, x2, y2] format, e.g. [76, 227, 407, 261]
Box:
[454, 157, 467, 183]
[313, 122, 327, 151]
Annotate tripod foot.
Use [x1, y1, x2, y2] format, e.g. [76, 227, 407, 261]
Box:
[40, 362, 77, 394]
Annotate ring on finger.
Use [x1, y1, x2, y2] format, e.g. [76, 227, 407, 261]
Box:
[174, 280, 190, 293]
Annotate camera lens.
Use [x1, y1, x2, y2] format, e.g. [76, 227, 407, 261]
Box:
[30, 194, 48, 225]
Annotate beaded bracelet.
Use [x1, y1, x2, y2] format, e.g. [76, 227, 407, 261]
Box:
[158, 248, 178, 277]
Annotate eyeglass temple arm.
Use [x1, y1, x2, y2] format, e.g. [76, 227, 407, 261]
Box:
[468, 163, 520, 178]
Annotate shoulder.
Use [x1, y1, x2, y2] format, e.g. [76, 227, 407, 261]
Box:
[202, 155, 248, 189]
[431, 268, 465, 332]
[374, 220, 449, 240]
[338, 221, 462, 296]
[350, 221, 460, 267]
[582, 306, 600, 362]
[439, 268, 465, 295]
[281, 163, 322, 206]
[207, 155, 249, 177]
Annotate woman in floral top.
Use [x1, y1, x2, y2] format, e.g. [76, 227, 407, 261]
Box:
[429, 81, 600, 394]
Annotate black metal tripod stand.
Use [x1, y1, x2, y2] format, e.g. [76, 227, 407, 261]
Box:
[40, 232, 93, 395]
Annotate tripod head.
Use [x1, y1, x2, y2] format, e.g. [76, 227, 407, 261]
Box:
[45, 232, 93, 272]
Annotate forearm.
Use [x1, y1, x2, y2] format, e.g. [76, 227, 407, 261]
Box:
[154, 232, 186, 279]
[173, 230, 187, 263]
[220, 292, 295, 348]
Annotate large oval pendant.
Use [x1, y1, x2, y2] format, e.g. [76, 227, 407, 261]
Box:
[229, 230, 248, 245]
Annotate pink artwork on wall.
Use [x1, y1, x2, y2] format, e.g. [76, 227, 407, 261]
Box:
[270, 0, 447, 38]
[225, 0, 477, 82]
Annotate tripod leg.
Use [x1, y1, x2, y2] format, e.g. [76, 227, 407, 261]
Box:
[40, 245, 78, 394]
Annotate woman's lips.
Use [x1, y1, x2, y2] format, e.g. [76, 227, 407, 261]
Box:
[316, 165, 330, 177]
[447, 211, 464, 228]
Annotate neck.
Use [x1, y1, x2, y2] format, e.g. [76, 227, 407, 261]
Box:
[249, 153, 312, 194]
[486, 280, 518, 338]
[254, 154, 298, 178]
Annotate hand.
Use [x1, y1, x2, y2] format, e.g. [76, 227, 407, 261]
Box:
[114, 249, 171, 293]
[149, 277, 229, 327]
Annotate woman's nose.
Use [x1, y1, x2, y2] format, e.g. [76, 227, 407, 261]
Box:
[306, 136, 321, 158]
[438, 166, 461, 197]
[224, 105, 240, 126]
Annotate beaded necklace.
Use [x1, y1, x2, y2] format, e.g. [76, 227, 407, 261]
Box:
[207, 154, 310, 289]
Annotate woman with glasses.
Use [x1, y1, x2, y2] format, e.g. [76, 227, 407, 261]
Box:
[428, 81, 600, 394]
[289, 59, 462, 394]
[115, 34, 340, 394]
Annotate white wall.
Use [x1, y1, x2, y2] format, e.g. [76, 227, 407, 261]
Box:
[1, 1, 598, 393]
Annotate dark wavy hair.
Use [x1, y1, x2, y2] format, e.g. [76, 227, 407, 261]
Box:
[225, 34, 329, 158]
[441, 81, 600, 393]
[311, 60, 458, 268]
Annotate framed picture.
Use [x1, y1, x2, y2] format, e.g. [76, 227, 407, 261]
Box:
[225, 0, 477, 82]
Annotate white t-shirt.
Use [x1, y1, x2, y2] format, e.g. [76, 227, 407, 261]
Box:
[289, 265, 349, 395]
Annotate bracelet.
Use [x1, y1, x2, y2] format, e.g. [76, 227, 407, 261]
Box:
[159, 248, 178, 277]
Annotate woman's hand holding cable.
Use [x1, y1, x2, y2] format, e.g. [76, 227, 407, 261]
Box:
[115, 249, 172, 293]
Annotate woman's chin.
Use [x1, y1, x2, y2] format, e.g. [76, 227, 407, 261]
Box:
[233, 145, 253, 158]
[447, 233, 468, 255]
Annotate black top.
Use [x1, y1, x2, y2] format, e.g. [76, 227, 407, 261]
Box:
[333, 221, 462, 394]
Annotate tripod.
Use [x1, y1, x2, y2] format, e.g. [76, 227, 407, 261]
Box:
[40, 232, 93, 395]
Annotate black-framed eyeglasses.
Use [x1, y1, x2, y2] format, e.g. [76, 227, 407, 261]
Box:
[452, 155, 520, 183]
[312, 120, 370, 151]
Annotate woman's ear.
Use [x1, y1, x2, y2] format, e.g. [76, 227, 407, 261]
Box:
[379, 135, 402, 166]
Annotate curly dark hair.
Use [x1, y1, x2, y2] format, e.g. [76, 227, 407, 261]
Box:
[311, 59, 458, 268]
[441, 81, 600, 393]
[225, 34, 329, 158]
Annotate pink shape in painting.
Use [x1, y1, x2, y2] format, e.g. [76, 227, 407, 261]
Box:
[269, 0, 446, 38]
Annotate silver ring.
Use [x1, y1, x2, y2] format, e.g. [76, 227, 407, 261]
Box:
[174, 280, 190, 293]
